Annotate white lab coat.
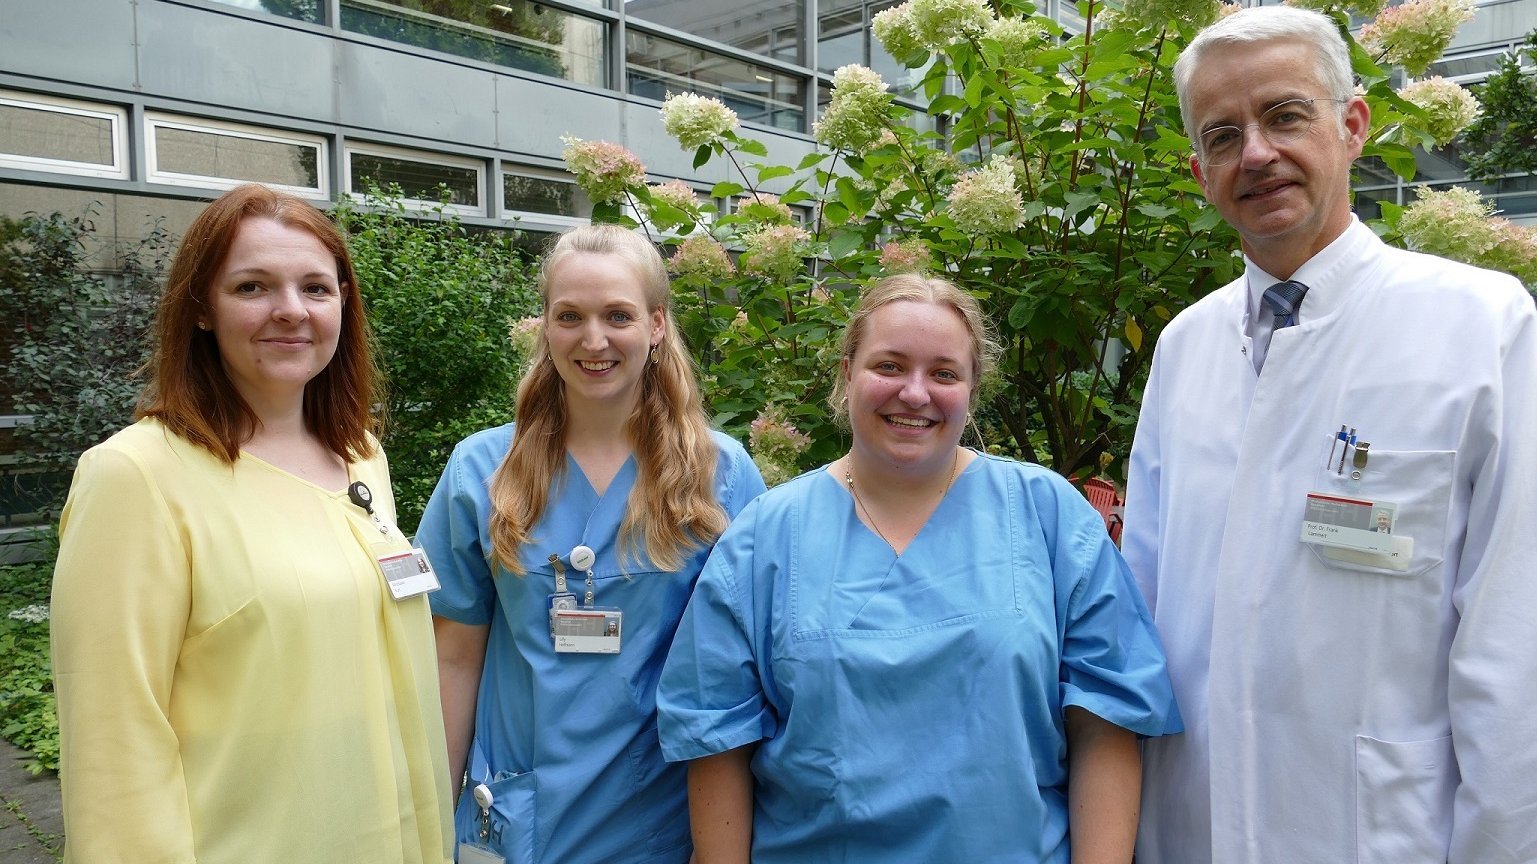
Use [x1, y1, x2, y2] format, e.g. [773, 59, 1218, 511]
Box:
[1124, 219, 1537, 864]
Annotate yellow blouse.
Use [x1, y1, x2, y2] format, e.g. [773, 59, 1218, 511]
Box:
[51, 418, 453, 864]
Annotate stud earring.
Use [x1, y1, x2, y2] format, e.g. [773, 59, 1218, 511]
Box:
[196, 321, 211, 331]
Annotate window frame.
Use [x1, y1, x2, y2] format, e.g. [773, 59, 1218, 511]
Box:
[0, 91, 128, 180]
[345, 141, 487, 217]
[145, 112, 329, 198]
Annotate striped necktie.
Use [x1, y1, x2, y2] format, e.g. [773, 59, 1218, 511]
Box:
[1262, 280, 1309, 328]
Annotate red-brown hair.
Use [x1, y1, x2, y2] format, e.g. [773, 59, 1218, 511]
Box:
[137, 183, 380, 463]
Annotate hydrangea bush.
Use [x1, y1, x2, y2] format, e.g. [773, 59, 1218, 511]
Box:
[562, 0, 1514, 480]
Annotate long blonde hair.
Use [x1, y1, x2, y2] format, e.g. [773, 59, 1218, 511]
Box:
[487, 225, 727, 575]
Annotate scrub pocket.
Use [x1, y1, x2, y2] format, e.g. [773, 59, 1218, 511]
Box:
[1310, 448, 1453, 578]
[1355, 734, 1455, 864]
[453, 769, 536, 864]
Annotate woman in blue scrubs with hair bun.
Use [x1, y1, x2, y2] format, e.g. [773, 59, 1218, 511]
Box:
[419, 224, 765, 864]
[657, 273, 1181, 864]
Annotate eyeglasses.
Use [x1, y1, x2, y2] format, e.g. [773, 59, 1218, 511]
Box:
[1196, 97, 1349, 167]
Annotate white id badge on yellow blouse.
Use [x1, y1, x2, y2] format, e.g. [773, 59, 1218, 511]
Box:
[374, 545, 441, 599]
[457, 843, 505, 864]
[1299, 492, 1414, 571]
[552, 606, 623, 653]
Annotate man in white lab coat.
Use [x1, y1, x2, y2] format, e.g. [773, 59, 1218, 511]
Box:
[1123, 7, 1537, 863]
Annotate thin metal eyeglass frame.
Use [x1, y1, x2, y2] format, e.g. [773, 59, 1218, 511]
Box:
[1195, 97, 1351, 167]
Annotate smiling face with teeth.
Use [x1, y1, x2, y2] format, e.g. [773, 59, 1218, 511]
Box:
[844, 299, 974, 477]
[544, 252, 664, 422]
[1186, 38, 1368, 279]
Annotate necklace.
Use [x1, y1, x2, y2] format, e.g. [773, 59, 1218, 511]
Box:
[844, 447, 961, 550]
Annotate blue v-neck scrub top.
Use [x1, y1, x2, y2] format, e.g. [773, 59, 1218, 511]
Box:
[657, 454, 1181, 864]
[418, 423, 765, 864]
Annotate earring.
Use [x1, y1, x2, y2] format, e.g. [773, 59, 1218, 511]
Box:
[196, 321, 211, 331]
[649, 345, 660, 365]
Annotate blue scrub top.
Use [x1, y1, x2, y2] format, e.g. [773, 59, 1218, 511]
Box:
[420, 423, 765, 864]
[657, 453, 1181, 864]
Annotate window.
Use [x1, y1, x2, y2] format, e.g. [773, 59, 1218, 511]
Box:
[207, 0, 323, 24]
[341, 0, 606, 86]
[0, 92, 127, 180]
[348, 143, 484, 215]
[503, 167, 592, 221]
[146, 114, 327, 196]
[627, 29, 805, 131]
[625, 0, 804, 64]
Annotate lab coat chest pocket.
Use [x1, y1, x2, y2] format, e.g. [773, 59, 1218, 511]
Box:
[1310, 448, 1454, 579]
[1355, 734, 1455, 864]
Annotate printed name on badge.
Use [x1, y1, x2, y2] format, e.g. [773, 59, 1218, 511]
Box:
[1299, 492, 1413, 571]
[377, 547, 441, 599]
[552, 607, 623, 654]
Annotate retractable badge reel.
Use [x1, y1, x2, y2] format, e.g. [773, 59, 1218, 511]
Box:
[550, 544, 624, 654]
[456, 783, 505, 864]
[349, 481, 439, 600]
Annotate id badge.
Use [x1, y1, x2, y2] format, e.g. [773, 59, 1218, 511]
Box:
[457, 842, 505, 864]
[376, 546, 441, 599]
[1299, 492, 1413, 571]
[552, 606, 623, 654]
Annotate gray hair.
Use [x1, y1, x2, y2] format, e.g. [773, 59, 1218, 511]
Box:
[1173, 6, 1354, 140]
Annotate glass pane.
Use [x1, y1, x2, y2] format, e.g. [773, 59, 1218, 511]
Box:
[816, 1, 914, 96]
[625, 0, 803, 64]
[351, 151, 480, 206]
[504, 172, 591, 217]
[155, 126, 319, 188]
[1352, 187, 1396, 221]
[1355, 155, 1399, 187]
[627, 30, 804, 131]
[1412, 140, 1472, 184]
[0, 104, 114, 166]
[1425, 51, 1507, 80]
[341, 0, 606, 86]
[208, 0, 323, 22]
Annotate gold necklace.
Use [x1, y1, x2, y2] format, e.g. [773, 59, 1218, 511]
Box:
[844, 447, 961, 550]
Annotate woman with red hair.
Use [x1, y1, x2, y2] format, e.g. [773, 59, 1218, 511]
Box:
[51, 184, 453, 863]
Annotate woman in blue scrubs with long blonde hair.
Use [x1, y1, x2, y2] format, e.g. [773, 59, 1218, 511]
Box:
[658, 273, 1181, 864]
[420, 224, 764, 864]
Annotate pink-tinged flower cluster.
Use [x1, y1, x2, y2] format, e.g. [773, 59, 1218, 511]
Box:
[741, 191, 795, 224]
[1397, 77, 1481, 147]
[908, 0, 994, 49]
[509, 315, 544, 363]
[1395, 186, 1537, 286]
[667, 236, 736, 281]
[1398, 186, 1495, 258]
[1360, 0, 1475, 76]
[660, 92, 740, 150]
[879, 239, 933, 273]
[649, 178, 702, 214]
[560, 135, 646, 204]
[1486, 220, 1537, 287]
[741, 224, 811, 283]
[985, 17, 1047, 67]
[749, 405, 813, 487]
[872, 3, 926, 61]
[1217, 1, 1244, 18]
[814, 65, 894, 152]
[947, 155, 1025, 235]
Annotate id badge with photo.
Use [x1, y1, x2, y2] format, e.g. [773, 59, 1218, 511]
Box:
[552, 606, 623, 654]
[1299, 492, 1414, 571]
[376, 546, 441, 599]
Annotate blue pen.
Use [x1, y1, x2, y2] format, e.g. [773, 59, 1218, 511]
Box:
[1337, 427, 1356, 474]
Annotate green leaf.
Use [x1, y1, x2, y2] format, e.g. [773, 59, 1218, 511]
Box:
[829, 229, 865, 259]
[711, 181, 746, 199]
[757, 165, 794, 183]
[694, 144, 713, 169]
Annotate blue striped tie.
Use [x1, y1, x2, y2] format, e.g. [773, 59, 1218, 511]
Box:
[1262, 280, 1309, 328]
